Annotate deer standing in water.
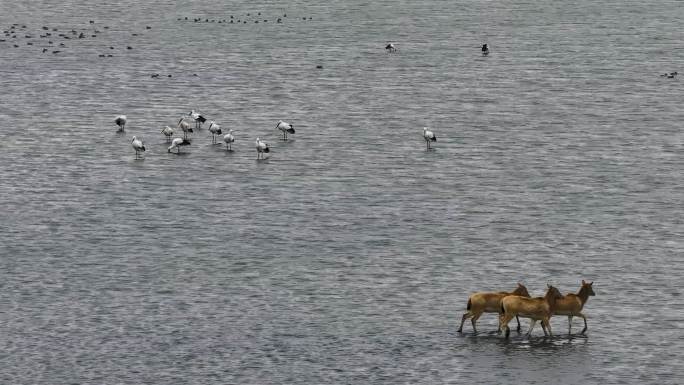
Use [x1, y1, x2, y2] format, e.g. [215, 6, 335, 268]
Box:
[499, 285, 563, 338]
[551, 280, 595, 334]
[458, 283, 530, 334]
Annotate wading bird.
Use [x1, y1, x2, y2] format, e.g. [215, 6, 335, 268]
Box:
[223, 129, 235, 151]
[255, 137, 269, 159]
[423, 127, 437, 150]
[161, 126, 174, 142]
[208, 121, 222, 144]
[115, 115, 127, 131]
[131, 136, 145, 158]
[189, 110, 206, 129]
[275, 120, 295, 140]
[168, 137, 191, 153]
[177, 118, 192, 139]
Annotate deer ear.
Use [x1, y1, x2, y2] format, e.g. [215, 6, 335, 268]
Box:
[582, 279, 586, 285]
[518, 282, 523, 287]
[589, 281, 593, 285]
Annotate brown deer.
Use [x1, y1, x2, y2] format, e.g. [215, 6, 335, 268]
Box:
[499, 285, 563, 338]
[458, 283, 530, 334]
[551, 280, 595, 334]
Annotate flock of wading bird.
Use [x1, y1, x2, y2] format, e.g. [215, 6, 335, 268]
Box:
[115, 110, 297, 160]
[117, 111, 439, 160]
[458, 280, 595, 338]
[116, 43, 501, 159]
[117, 42, 472, 159]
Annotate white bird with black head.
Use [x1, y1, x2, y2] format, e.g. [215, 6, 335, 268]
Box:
[422, 127, 437, 150]
[275, 120, 295, 140]
[131, 136, 145, 158]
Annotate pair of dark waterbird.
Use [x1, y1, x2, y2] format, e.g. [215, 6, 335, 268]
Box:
[385, 42, 490, 56]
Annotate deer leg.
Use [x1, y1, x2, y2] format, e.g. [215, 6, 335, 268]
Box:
[540, 320, 548, 336]
[526, 319, 537, 337]
[579, 312, 588, 334]
[457, 312, 471, 333]
[500, 313, 513, 338]
[544, 317, 553, 337]
[471, 311, 482, 334]
[568, 315, 573, 335]
[516, 316, 521, 332]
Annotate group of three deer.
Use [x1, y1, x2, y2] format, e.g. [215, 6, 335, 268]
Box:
[458, 280, 595, 338]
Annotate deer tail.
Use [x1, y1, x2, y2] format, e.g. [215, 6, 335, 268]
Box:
[466, 299, 472, 310]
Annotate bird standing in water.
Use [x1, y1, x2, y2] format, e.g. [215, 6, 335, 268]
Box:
[422, 127, 437, 150]
[115, 115, 127, 131]
[131, 136, 145, 158]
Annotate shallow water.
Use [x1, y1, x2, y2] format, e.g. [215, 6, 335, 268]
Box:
[1, 0, 683, 384]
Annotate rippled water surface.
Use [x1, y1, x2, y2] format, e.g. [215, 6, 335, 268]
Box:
[1, 0, 683, 384]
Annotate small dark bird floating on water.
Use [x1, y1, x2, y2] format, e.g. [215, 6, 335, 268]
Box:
[482, 43, 489, 56]
[385, 43, 396, 53]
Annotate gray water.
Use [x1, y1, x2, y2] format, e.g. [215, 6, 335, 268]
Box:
[1, 0, 683, 384]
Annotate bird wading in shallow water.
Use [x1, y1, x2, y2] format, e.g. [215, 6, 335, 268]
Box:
[131, 136, 145, 159]
[422, 127, 437, 150]
[189, 110, 206, 129]
[208, 121, 222, 144]
[161, 126, 174, 142]
[177, 118, 193, 139]
[255, 137, 270, 159]
[115, 115, 127, 131]
[223, 129, 235, 151]
[168, 137, 191, 153]
[275, 120, 295, 140]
